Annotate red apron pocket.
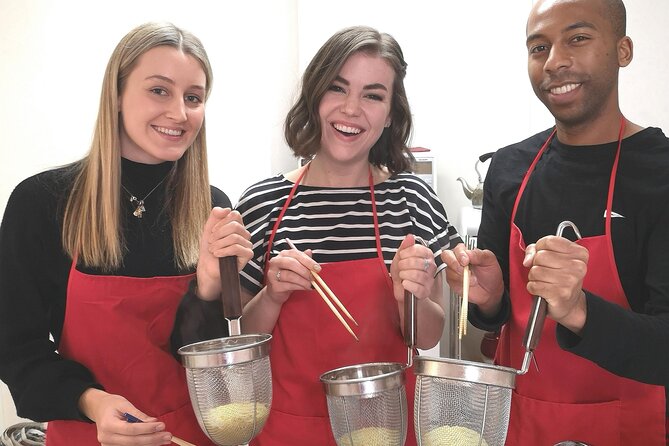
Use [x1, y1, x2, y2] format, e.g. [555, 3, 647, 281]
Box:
[506, 390, 622, 446]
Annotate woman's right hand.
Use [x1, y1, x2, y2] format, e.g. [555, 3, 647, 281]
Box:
[79, 388, 173, 445]
[240, 243, 322, 334]
[265, 244, 321, 305]
[195, 207, 253, 301]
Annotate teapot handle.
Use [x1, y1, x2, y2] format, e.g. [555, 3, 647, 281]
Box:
[475, 152, 495, 182]
[478, 152, 495, 163]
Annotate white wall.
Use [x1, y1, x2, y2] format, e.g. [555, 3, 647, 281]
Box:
[1, 0, 668, 431]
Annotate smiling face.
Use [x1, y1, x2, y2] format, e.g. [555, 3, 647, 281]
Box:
[526, 0, 631, 130]
[317, 51, 394, 167]
[118, 45, 206, 164]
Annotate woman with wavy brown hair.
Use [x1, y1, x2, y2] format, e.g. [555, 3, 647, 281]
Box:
[230, 26, 461, 445]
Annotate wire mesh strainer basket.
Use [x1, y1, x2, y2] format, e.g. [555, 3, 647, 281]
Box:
[320, 362, 407, 446]
[413, 356, 516, 446]
[178, 334, 272, 446]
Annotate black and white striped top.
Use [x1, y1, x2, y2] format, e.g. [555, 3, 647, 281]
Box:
[235, 172, 462, 294]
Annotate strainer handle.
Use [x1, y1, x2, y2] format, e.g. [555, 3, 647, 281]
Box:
[220, 256, 242, 334]
[520, 295, 547, 373]
[404, 289, 416, 367]
[404, 236, 429, 367]
[520, 221, 582, 374]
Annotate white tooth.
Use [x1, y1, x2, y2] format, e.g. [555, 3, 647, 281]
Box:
[551, 83, 580, 95]
[334, 123, 361, 134]
[156, 126, 182, 136]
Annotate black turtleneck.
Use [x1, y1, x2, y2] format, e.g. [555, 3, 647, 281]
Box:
[0, 158, 229, 422]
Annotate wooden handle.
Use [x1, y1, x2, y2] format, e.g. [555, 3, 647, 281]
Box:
[171, 436, 197, 446]
[219, 256, 242, 321]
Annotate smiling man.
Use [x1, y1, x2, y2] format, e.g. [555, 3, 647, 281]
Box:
[441, 0, 669, 444]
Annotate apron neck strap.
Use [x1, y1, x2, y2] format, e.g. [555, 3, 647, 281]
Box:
[510, 117, 626, 228]
[264, 163, 384, 275]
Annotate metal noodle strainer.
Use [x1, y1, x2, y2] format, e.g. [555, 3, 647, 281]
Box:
[319, 285, 420, 446]
[413, 221, 582, 446]
[413, 356, 515, 446]
[177, 256, 273, 446]
[320, 362, 408, 446]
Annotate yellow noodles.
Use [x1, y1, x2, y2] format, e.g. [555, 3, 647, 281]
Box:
[206, 402, 269, 445]
[423, 425, 489, 446]
[337, 427, 400, 446]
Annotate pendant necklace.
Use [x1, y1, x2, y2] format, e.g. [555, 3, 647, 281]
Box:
[121, 176, 168, 218]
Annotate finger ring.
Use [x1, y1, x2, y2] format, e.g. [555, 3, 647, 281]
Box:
[276, 270, 282, 282]
[423, 258, 430, 272]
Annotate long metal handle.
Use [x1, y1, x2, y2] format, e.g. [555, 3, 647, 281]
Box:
[404, 289, 416, 367]
[519, 221, 582, 374]
[404, 237, 430, 367]
[219, 256, 242, 336]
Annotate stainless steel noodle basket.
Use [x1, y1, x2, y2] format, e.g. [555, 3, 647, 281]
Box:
[320, 362, 407, 446]
[412, 221, 584, 446]
[178, 334, 272, 446]
[413, 356, 516, 446]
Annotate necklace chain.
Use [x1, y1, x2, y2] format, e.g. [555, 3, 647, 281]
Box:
[121, 176, 168, 218]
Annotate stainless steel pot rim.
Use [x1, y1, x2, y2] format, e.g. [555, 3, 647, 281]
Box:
[178, 333, 272, 368]
[320, 362, 406, 396]
[1, 422, 46, 446]
[414, 355, 517, 389]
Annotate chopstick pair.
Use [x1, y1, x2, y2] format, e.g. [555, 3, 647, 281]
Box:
[123, 412, 196, 446]
[459, 265, 470, 340]
[283, 239, 359, 341]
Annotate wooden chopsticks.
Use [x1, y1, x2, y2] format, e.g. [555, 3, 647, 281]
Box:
[459, 265, 470, 340]
[171, 436, 197, 446]
[284, 239, 359, 341]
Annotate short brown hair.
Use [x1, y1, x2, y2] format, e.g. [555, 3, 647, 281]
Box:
[284, 26, 414, 176]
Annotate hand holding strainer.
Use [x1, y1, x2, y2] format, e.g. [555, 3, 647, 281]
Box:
[413, 221, 582, 446]
[519, 220, 582, 374]
[178, 256, 273, 446]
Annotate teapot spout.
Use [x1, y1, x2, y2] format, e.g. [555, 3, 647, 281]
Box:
[456, 177, 474, 199]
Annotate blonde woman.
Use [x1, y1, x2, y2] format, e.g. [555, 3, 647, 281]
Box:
[0, 23, 251, 446]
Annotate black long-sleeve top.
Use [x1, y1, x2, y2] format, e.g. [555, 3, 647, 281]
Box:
[472, 127, 669, 392]
[0, 158, 228, 422]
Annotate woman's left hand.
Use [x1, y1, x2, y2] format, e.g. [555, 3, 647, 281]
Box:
[390, 234, 436, 302]
[195, 207, 253, 301]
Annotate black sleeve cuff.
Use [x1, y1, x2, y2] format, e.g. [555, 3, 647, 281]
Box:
[469, 289, 511, 332]
[556, 290, 599, 352]
[170, 279, 229, 358]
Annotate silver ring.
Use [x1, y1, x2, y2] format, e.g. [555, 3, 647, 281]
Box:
[423, 258, 430, 272]
[276, 269, 282, 282]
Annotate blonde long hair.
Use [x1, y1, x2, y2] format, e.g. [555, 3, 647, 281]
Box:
[62, 22, 213, 271]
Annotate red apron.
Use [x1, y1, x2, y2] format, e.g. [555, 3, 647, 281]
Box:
[497, 120, 666, 445]
[46, 262, 215, 445]
[252, 167, 417, 446]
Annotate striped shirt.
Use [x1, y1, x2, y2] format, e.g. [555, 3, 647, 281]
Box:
[235, 172, 462, 294]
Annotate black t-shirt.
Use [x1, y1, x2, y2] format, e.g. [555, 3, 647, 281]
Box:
[0, 158, 229, 422]
[474, 127, 669, 392]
